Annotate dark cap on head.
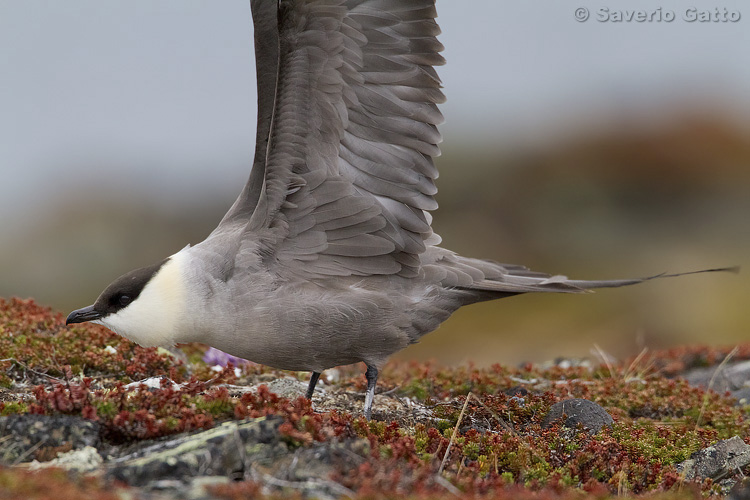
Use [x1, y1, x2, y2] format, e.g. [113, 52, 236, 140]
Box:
[66, 259, 168, 325]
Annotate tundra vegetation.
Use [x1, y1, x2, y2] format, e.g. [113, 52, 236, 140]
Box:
[1, 297, 748, 499]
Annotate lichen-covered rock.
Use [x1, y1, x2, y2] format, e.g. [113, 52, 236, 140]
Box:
[0, 414, 100, 464]
[106, 415, 369, 499]
[107, 416, 288, 486]
[676, 435, 750, 481]
[259, 438, 369, 500]
[28, 445, 103, 473]
[541, 398, 613, 435]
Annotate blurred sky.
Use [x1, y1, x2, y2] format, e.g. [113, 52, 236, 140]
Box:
[2, 0, 749, 231]
[1, 1, 749, 363]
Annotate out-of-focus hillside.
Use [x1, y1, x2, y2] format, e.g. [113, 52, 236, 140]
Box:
[424, 114, 749, 364]
[2, 112, 747, 365]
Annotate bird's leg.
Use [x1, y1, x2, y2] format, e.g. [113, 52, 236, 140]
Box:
[306, 371, 321, 400]
[363, 364, 379, 420]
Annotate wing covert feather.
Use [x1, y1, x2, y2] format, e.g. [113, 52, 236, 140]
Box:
[245, 0, 445, 279]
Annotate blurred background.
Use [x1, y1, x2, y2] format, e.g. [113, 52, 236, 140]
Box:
[1, 1, 748, 366]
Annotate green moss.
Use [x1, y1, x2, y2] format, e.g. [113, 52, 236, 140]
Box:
[194, 395, 235, 416]
[0, 401, 28, 415]
[463, 441, 481, 461]
[92, 400, 117, 419]
[402, 378, 431, 400]
[607, 420, 703, 465]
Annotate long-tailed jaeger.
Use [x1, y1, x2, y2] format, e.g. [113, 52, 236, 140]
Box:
[67, 0, 734, 419]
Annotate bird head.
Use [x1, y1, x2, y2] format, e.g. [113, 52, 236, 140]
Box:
[66, 254, 186, 347]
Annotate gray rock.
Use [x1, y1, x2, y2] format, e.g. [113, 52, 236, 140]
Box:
[677, 436, 750, 481]
[542, 398, 613, 435]
[107, 416, 288, 486]
[682, 360, 750, 404]
[728, 476, 750, 499]
[257, 439, 368, 500]
[731, 387, 750, 406]
[106, 415, 368, 499]
[0, 414, 100, 464]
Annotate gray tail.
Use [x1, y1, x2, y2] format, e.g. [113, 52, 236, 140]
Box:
[460, 265, 740, 298]
[563, 266, 740, 291]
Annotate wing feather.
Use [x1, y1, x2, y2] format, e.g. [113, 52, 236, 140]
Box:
[238, 0, 444, 279]
[215, 0, 279, 230]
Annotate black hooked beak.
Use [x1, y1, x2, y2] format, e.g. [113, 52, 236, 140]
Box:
[66, 305, 102, 325]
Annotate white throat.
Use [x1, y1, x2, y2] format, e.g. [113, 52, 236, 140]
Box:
[97, 250, 189, 347]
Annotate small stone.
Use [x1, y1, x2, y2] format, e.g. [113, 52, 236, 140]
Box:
[187, 476, 233, 500]
[29, 445, 102, 473]
[503, 386, 529, 397]
[509, 396, 525, 406]
[260, 378, 312, 399]
[124, 376, 183, 391]
[542, 398, 613, 435]
[730, 387, 750, 406]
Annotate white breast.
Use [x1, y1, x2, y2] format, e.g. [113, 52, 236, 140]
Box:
[97, 250, 189, 347]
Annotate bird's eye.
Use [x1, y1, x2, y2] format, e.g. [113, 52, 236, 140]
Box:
[118, 295, 132, 307]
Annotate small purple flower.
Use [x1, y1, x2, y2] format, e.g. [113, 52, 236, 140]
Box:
[202, 347, 253, 367]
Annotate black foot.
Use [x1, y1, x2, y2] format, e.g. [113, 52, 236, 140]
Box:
[364, 364, 379, 420]
[306, 371, 321, 400]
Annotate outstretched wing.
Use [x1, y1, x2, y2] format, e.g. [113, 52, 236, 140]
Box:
[218, 0, 280, 227]
[246, 0, 445, 279]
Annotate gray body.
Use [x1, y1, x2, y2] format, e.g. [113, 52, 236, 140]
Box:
[176, 237, 522, 373]
[66, 0, 733, 418]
